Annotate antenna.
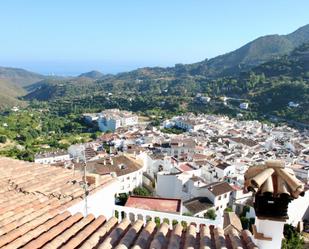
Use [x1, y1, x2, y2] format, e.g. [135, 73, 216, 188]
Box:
[82, 146, 88, 216]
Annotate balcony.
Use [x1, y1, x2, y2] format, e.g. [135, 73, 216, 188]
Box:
[113, 205, 222, 232]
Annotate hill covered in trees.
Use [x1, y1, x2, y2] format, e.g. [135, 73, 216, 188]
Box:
[1, 24, 309, 123]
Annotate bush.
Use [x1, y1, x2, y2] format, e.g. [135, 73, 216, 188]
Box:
[282, 224, 304, 249]
[117, 193, 128, 205]
[133, 186, 151, 196]
[0, 135, 7, 143]
[224, 207, 233, 212]
[204, 209, 217, 220]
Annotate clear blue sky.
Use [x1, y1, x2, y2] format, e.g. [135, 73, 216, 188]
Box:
[1, 0, 309, 75]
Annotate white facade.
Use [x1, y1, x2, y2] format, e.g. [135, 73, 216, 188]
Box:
[117, 169, 143, 193]
[287, 190, 309, 226]
[137, 153, 173, 179]
[288, 101, 299, 108]
[67, 179, 119, 219]
[156, 171, 233, 213]
[98, 110, 138, 132]
[34, 153, 71, 164]
[215, 164, 236, 179]
[239, 102, 249, 110]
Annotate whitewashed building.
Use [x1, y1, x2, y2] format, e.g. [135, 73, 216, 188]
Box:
[97, 109, 138, 132]
[34, 150, 71, 164]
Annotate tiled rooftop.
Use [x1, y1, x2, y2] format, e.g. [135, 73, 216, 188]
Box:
[0, 157, 259, 248]
[0, 212, 258, 249]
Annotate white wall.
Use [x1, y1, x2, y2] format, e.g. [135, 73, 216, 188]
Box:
[35, 154, 71, 164]
[288, 190, 309, 226]
[67, 180, 119, 219]
[117, 169, 143, 193]
[254, 218, 285, 249]
[156, 173, 183, 199]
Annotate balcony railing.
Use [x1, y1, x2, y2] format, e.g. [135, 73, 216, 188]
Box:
[113, 205, 222, 232]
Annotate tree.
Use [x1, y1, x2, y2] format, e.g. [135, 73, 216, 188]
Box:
[204, 209, 217, 220]
[133, 186, 151, 196]
[117, 193, 128, 206]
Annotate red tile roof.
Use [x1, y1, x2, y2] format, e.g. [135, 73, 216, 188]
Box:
[178, 163, 195, 172]
[0, 157, 258, 248]
[125, 196, 181, 213]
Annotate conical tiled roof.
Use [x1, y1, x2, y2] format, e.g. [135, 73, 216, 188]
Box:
[245, 160, 305, 198]
[244, 160, 305, 219]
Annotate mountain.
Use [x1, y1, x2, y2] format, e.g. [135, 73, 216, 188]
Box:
[0, 67, 45, 108]
[5, 23, 309, 122]
[187, 24, 309, 77]
[78, 70, 104, 79]
[251, 42, 309, 78]
[0, 79, 26, 109]
[0, 67, 44, 87]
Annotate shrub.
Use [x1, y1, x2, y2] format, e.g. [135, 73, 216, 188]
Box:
[0, 135, 7, 143]
[204, 209, 217, 220]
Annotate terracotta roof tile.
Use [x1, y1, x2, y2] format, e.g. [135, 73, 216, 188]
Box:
[62, 215, 106, 249]
[22, 212, 83, 249]
[0, 157, 259, 249]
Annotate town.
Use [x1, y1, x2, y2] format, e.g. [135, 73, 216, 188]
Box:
[0, 108, 304, 248]
[1, 2, 309, 247]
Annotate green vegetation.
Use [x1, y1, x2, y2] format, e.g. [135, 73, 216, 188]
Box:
[161, 127, 186, 134]
[183, 211, 193, 217]
[23, 40, 309, 124]
[132, 186, 152, 196]
[204, 209, 217, 220]
[0, 109, 95, 161]
[282, 224, 304, 249]
[224, 207, 233, 212]
[0, 135, 7, 143]
[0, 26, 308, 161]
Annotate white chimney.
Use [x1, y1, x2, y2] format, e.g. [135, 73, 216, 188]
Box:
[245, 160, 305, 249]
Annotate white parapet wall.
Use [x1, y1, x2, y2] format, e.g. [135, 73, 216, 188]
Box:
[68, 180, 119, 219]
[113, 205, 223, 231]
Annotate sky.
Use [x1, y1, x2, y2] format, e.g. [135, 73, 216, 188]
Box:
[0, 0, 309, 75]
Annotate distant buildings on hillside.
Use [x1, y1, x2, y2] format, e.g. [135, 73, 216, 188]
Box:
[83, 109, 138, 132]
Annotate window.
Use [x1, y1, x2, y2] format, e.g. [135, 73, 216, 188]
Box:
[216, 207, 219, 211]
[218, 196, 221, 200]
[224, 194, 227, 198]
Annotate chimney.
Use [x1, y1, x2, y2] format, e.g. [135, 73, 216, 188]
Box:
[244, 160, 305, 249]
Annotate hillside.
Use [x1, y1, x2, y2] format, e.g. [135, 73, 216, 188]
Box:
[24, 39, 309, 123]
[0, 79, 26, 108]
[78, 70, 104, 79]
[0, 67, 44, 87]
[5, 24, 309, 122]
[0, 67, 45, 108]
[187, 24, 309, 77]
[251, 42, 309, 78]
